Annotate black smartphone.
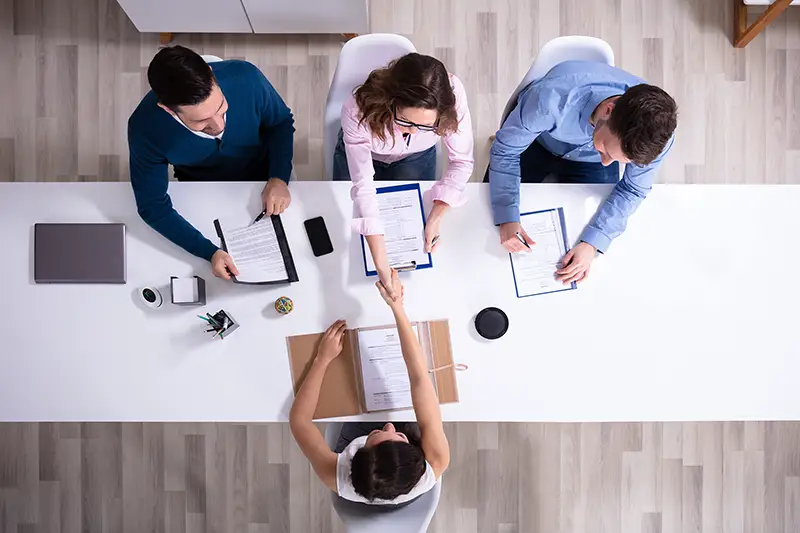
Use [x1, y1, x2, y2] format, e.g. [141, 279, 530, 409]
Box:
[304, 216, 334, 257]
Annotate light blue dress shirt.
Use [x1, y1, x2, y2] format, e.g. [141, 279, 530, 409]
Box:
[489, 60, 674, 252]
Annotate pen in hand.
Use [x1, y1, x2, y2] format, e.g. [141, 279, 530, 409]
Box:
[515, 232, 531, 250]
[252, 210, 266, 225]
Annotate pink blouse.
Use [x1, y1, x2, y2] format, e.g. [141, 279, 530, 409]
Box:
[341, 74, 474, 235]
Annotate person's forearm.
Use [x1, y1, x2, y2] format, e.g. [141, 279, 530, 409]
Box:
[289, 357, 330, 423]
[489, 102, 546, 225]
[391, 306, 443, 438]
[141, 210, 218, 260]
[488, 160, 522, 226]
[579, 168, 653, 253]
[391, 307, 430, 387]
[365, 234, 390, 272]
[428, 201, 449, 222]
[265, 117, 294, 183]
[133, 190, 218, 260]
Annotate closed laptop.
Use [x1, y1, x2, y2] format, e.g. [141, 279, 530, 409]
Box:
[34, 223, 126, 284]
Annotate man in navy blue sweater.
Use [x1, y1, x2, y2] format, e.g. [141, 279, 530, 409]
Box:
[128, 46, 295, 280]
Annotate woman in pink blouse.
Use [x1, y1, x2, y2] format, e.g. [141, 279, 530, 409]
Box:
[333, 53, 474, 297]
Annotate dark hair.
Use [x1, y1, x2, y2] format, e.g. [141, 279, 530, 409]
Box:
[354, 53, 458, 145]
[607, 84, 678, 166]
[350, 440, 426, 501]
[147, 45, 215, 110]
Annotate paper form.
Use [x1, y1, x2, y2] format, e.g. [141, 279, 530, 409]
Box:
[357, 325, 418, 411]
[364, 187, 431, 272]
[510, 208, 574, 297]
[219, 219, 288, 283]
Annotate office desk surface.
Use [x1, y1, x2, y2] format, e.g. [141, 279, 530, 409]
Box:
[2, 182, 798, 422]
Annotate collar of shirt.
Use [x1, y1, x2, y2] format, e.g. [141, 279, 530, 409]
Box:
[579, 88, 625, 132]
[169, 111, 226, 140]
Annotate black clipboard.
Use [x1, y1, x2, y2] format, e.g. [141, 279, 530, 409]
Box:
[213, 215, 299, 285]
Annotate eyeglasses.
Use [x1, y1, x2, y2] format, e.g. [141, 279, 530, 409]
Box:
[393, 107, 438, 132]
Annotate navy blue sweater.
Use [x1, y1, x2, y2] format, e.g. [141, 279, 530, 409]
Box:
[128, 60, 294, 261]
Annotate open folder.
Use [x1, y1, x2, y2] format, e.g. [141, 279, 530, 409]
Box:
[214, 215, 298, 284]
[509, 207, 576, 297]
[287, 320, 459, 419]
[361, 183, 433, 276]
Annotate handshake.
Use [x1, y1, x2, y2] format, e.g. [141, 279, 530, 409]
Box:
[375, 269, 406, 310]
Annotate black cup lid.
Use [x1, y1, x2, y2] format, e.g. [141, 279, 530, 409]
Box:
[475, 307, 509, 340]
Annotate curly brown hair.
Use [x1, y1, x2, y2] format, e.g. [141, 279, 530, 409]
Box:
[354, 53, 459, 145]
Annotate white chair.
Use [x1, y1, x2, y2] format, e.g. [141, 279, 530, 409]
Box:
[324, 423, 442, 533]
[323, 34, 417, 180]
[495, 36, 620, 181]
[498, 35, 615, 128]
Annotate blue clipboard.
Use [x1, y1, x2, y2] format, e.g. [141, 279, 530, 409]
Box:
[509, 207, 576, 298]
[361, 183, 433, 277]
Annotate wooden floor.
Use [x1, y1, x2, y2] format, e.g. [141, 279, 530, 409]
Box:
[1, 0, 800, 184]
[2, 0, 800, 532]
[1, 422, 800, 533]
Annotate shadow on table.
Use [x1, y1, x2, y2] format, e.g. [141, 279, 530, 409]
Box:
[90, 189, 257, 357]
[167, 322, 211, 357]
[28, 225, 35, 285]
[129, 285, 186, 318]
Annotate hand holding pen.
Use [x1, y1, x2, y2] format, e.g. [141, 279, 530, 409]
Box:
[515, 232, 531, 250]
[261, 178, 292, 216]
[499, 221, 535, 253]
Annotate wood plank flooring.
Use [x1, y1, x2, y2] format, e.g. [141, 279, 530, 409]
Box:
[1, 422, 799, 532]
[2, 0, 800, 531]
[1, 0, 800, 183]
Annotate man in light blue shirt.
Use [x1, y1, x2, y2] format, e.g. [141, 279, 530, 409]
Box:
[489, 60, 677, 285]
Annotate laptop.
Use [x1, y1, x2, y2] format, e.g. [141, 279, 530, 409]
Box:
[34, 223, 127, 284]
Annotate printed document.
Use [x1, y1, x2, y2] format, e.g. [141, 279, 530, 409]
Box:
[364, 187, 430, 272]
[357, 325, 418, 411]
[511, 208, 573, 297]
[219, 219, 288, 283]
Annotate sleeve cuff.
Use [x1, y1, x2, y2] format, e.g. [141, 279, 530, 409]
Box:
[270, 165, 292, 183]
[351, 217, 384, 236]
[200, 240, 220, 262]
[578, 227, 611, 254]
[430, 181, 467, 208]
[492, 205, 520, 226]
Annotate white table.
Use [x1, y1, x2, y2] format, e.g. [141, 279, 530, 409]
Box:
[2, 182, 798, 422]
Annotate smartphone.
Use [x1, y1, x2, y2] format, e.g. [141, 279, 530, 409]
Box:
[304, 216, 334, 257]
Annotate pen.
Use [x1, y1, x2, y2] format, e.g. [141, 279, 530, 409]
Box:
[253, 210, 266, 224]
[515, 232, 531, 249]
[197, 315, 211, 323]
[431, 235, 440, 248]
[206, 313, 222, 328]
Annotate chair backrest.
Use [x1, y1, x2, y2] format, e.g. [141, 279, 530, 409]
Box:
[324, 423, 442, 533]
[323, 34, 417, 180]
[498, 36, 615, 128]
